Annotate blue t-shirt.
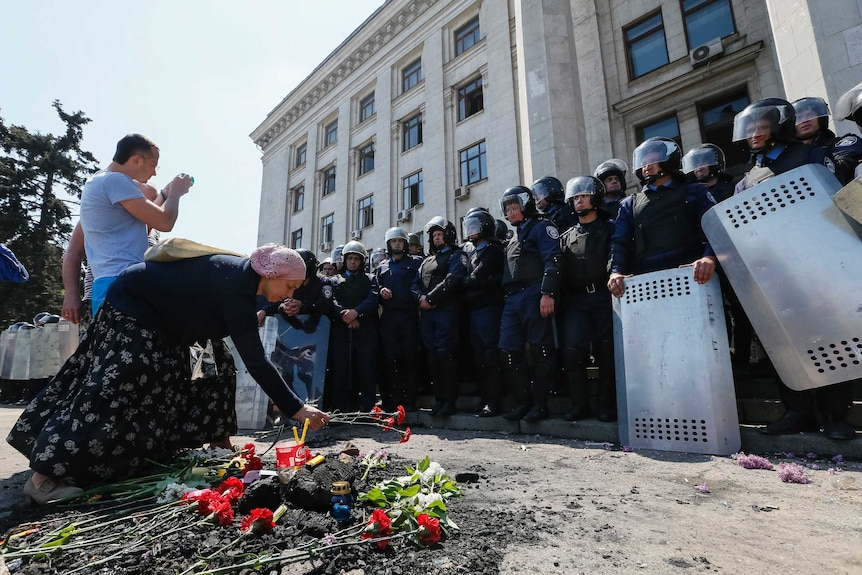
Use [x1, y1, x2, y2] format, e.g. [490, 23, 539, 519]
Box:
[80, 170, 148, 280]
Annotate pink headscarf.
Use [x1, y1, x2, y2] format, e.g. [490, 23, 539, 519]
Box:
[249, 244, 306, 280]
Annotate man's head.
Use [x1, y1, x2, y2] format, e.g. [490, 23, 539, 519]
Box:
[423, 216, 457, 254]
[593, 159, 628, 200]
[407, 233, 422, 255]
[633, 138, 681, 186]
[530, 177, 565, 212]
[461, 209, 495, 244]
[113, 134, 159, 183]
[835, 81, 862, 129]
[564, 176, 605, 218]
[682, 144, 726, 184]
[793, 97, 830, 143]
[384, 227, 410, 258]
[732, 98, 796, 153]
[319, 258, 336, 277]
[499, 185, 535, 226]
[341, 240, 367, 272]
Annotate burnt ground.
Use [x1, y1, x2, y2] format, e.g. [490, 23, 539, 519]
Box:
[1, 422, 862, 574]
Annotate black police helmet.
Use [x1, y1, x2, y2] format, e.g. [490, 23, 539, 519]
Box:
[731, 98, 796, 152]
[499, 185, 536, 224]
[462, 210, 496, 242]
[633, 137, 682, 185]
[295, 248, 319, 280]
[530, 176, 565, 205]
[793, 96, 830, 132]
[564, 176, 606, 211]
[681, 144, 726, 182]
[593, 159, 628, 194]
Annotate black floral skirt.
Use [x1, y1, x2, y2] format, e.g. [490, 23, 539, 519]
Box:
[6, 304, 237, 487]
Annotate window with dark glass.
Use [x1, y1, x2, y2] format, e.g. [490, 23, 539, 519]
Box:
[455, 17, 480, 56]
[458, 77, 484, 121]
[292, 184, 305, 213]
[402, 59, 422, 92]
[403, 113, 423, 151]
[290, 229, 303, 250]
[295, 142, 307, 168]
[357, 196, 374, 229]
[682, 0, 735, 50]
[403, 171, 424, 209]
[359, 93, 375, 123]
[698, 91, 750, 175]
[358, 142, 375, 176]
[459, 141, 487, 186]
[637, 115, 681, 147]
[625, 12, 669, 79]
[322, 166, 336, 196]
[321, 214, 334, 243]
[324, 121, 338, 147]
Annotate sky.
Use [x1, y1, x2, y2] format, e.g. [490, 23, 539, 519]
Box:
[1, 0, 384, 256]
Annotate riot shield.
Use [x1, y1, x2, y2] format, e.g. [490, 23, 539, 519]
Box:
[613, 267, 740, 455]
[702, 164, 862, 391]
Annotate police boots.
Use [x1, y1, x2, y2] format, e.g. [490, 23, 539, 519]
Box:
[501, 351, 531, 420]
[595, 340, 617, 422]
[563, 348, 591, 421]
[522, 346, 555, 422]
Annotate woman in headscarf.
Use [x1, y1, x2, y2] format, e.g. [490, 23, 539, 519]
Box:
[7, 244, 329, 504]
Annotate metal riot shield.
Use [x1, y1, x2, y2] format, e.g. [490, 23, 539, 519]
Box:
[228, 318, 279, 430]
[10, 328, 31, 381]
[613, 267, 740, 455]
[28, 326, 47, 380]
[702, 164, 862, 391]
[0, 331, 15, 381]
[0, 330, 8, 377]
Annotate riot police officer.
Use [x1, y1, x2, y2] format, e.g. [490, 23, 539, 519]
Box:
[376, 227, 422, 411]
[328, 241, 378, 411]
[407, 233, 425, 258]
[793, 96, 836, 148]
[681, 144, 735, 203]
[531, 176, 578, 233]
[826, 87, 862, 184]
[411, 216, 467, 416]
[331, 245, 345, 274]
[608, 137, 718, 296]
[593, 159, 629, 219]
[733, 98, 854, 440]
[560, 177, 616, 421]
[461, 209, 505, 417]
[499, 186, 562, 422]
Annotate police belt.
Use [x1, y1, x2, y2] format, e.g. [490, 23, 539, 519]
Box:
[569, 282, 608, 294]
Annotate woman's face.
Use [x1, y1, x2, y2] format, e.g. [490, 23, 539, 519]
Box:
[258, 277, 304, 302]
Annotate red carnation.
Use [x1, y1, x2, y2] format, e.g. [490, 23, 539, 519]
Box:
[241, 508, 275, 534]
[196, 491, 222, 516]
[243, 455, 263, 473]
[211, 498, 235, 526]
[361, 508, 392, 550]
[396, 405, 406, 425]
[399, 427, 412, 443]
[416, 513, 441, 546]
[217, 476, 245, 504]
[382, 417, 395, 431]
[370, 406, 384, 419]
[242, 443, 256, 457]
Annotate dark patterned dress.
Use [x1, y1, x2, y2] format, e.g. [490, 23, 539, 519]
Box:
[7, 255, 303, 487]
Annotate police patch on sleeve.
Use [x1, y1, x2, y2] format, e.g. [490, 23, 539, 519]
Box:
[460, 253, 469, 268]
[546, 226, 560, 240]
[322, 285, 333, 299]
[836, 135, 859, 148]
[824, 156, 836, 173]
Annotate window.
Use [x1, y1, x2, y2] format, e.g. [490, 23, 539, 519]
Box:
[324, 120, 338, 147]
[402, 59, 422, 92]
[359, 93, 375, 123]
[625, 12, 669, 79]
[358, 142, 375, 176]
[454, 17, 480, 56]
[403, 171, 424, 209]
[699, 91, 750, 174]
[403, 113, 423, 151]
[357, 196, 374, 229]
[682, 0, 735, 50]
[457, 77, 484, 121]
[292, 184, 305, 213]
[459, 141, 487, 186]
[295, 142, 307, 168]
[290, 229, 303, 249]
[321, 214, 334, 243]
[637, 115, 681, 147]
[322, 166, 336, 196]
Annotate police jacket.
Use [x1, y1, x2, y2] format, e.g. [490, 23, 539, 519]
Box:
[545, 203, 578, 234]
[611, 177, 716, 276]
[502, 215, 562, 297]
[411, 245, 467, 307]
[603, 199, 622, 221]
[734, 143, 827, 193]
[329, 270, 379, 325]
[708, 175, 736, 204]
[462, 240, 504, 309]
[829, 133, 862, 185]
[560, 217, 613, 290]
[375, 254, 422, 312]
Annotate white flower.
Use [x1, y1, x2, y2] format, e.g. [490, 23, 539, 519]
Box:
[414, 492, 443, 511]
[420, 462, 445, 483]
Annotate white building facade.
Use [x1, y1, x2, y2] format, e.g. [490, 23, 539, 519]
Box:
[250, 0, 862, 255]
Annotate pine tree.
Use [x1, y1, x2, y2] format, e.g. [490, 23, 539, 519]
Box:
[0, 100, 98, 326]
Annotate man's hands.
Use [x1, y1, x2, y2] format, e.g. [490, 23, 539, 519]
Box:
[162, 174, 193, 200]
[691, 256, 717, 284]
[280, 299, 301, 316]
[608, 272, 628, 298]
[540, 294, 555, 318]
[418, 295, 435, 311]
[380, 287, 393, 300]
[341, 309, 359, 328]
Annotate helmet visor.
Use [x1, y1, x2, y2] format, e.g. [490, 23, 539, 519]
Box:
[793, 97, 829, 125]
[462, 215, 483, 238]
[732, 107, 785, 143]
[633, 140, 675, 170]
[499, 190, 531, 217]
[564, 177, 598, 202]
[682, 148, 718, 174]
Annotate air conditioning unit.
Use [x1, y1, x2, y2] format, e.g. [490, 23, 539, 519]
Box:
[397, 208, 412, 222]
[454, 187, 470, 200]
[319, 241, 332, 252]
[350, 229, 362, 240]
[689, 37, 723, 67]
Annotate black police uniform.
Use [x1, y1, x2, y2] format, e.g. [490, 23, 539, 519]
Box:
[560, 215, 616, 421]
